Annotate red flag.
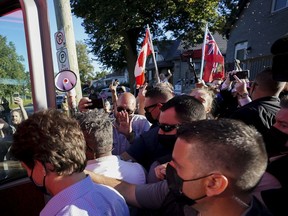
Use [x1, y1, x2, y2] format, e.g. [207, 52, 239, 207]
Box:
[134, 29, 152, 87]
[202, 29, 225, 82]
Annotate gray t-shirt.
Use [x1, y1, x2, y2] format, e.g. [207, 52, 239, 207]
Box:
[135, 180, 169, 209]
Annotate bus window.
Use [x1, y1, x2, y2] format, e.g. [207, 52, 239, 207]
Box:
[0, 5, 46, 215]
[0, 8, 31, 182]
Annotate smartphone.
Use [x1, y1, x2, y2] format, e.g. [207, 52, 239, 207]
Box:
[88, 97, 104, 109]
[229, 70, 250, 81]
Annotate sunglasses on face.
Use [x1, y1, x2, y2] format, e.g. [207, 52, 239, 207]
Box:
[117, 107, 134, 115]
[158, 123, 180, 132]
[144, 103, 158, 113]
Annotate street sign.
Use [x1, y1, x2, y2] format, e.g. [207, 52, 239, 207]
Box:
[54, 29, 66, 50]
[57, 48, 70, 71]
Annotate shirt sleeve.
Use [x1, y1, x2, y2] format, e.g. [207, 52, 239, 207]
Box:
[135, 180, 169, 209]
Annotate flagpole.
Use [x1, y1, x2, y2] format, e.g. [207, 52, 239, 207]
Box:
[147, 24, 160, 83]
[199, 23, 208, 80]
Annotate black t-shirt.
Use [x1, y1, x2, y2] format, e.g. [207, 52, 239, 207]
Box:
[126, 126, 172, 170]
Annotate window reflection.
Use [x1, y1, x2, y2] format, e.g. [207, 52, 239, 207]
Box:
[0, 9, 28, 183]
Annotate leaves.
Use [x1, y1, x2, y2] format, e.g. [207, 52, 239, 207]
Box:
[76, 40, 95, 84]
[0, 35, 26, 97]
[70, 0, 238, 88]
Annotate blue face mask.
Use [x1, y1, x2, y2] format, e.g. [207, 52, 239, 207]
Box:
[166, 163, 209, 206]
[29, 166, 48, 195]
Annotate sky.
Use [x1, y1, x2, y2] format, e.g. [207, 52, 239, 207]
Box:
[47, 1, 102, 72]
[0, 1, 101, 73]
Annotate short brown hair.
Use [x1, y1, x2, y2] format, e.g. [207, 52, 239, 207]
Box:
[10, 109, 86, 175]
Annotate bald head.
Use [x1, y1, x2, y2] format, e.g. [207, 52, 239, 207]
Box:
[117, 92, 136, 111]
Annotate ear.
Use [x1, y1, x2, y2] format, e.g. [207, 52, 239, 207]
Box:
[158, 103, 164, 109]
[34, 160, 48, 176]
[205, 173, 228, 197]
[206, 105, 212, 114]
[21, 162, 31, 175]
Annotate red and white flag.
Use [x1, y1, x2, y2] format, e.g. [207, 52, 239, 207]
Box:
[134, 28, 152, 87]
[202, 28, 225, 83]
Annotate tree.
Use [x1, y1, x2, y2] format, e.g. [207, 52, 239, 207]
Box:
[94, 71, 109, 80]
[76, 40, 95, 85]
[0, 35, 26, 98]
[71, 0, 238, 90]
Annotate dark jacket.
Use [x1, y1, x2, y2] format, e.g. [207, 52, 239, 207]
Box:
[229, 96, 280, 136]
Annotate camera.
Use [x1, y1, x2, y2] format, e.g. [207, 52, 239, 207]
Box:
[88, 97, 104, 109]
[229, 70, 250, 81]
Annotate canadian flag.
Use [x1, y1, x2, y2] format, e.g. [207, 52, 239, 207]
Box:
[134, 29, 152, 87]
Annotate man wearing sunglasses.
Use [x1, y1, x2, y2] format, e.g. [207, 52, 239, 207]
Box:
[78, 92, 151, 155]
[121, 95, 206, 171]
[85, 119, 271, 216]
[112, 92, 151, 155]
[137, 83, 174, 128]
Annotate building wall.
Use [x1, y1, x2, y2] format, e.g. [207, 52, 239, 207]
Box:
[226, 0, 288, 78]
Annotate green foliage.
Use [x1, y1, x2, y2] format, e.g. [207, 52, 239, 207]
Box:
[71, 0, 238, 88]
[76, 40, 95, 84]
[0, 35, 26, 97]
[94, 70, 109, 80]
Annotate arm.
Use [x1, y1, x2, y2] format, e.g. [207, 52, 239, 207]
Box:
[84, 170, 141, 208]
[120, 151, 137, 162]
[166, 69, 172, 80]
[109, 82, 118, 113]
[14, 97, 28, 120]
[78, 97, 93, 112]
[137, 83, 148, 116]
[233, 75, 252, 107]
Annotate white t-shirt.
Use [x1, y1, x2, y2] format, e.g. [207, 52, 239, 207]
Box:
[86, 155, 146, 185]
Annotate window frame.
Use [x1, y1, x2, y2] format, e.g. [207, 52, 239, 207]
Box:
[272, 0, 288, 12]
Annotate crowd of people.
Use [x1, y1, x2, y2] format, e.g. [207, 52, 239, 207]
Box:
[0, 97, 28, 161]
[3, 35, 288, 216]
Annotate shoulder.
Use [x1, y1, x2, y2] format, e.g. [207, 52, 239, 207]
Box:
[244, 196, 273, 216]
[135, 180, 169, 209]
[117, 159, 147, 184]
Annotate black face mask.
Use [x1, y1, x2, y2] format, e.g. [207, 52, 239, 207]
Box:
[265, 126, 288, 156]
[29, 166, 49, 195]
[158, 134, 177, 151]
[166, 163, 208, 206]
[145, 111, 158, 125]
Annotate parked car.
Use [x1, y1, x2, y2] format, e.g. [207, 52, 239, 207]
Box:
[99, 86, 130, 102]
[56, 94, 66, 109]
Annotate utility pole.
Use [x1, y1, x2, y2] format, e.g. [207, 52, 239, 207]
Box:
[53, 0, 82, 103]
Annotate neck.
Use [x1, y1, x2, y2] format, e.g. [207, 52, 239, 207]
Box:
[46, 171, 86, 196]
[97, 152, 112, 158]
[197, 195, 250, 216]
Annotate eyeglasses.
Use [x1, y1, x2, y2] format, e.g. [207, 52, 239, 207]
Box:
[144, 103, 158, 113]
[117, 107, 134, 115]
[158, 123, 179, 132]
